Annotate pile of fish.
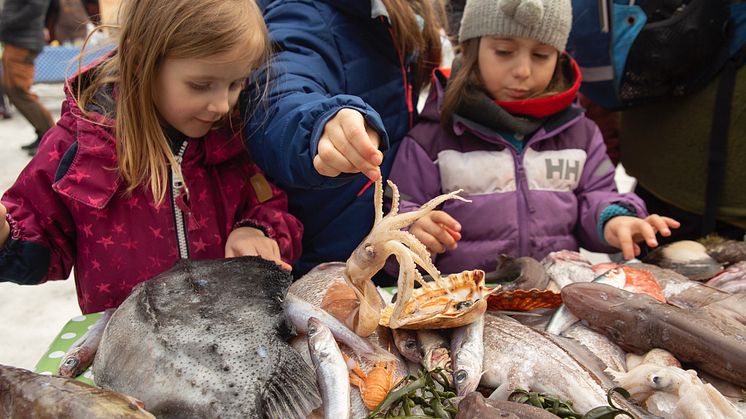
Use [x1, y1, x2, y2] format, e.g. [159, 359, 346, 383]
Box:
[5, 178, 746, 419]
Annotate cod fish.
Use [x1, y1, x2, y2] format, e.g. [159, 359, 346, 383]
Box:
[0, 364, 154, 418]
[562, 282, 746, 387]
[480, 314, 651, 417]
[94, 257, 321, 419]
[307, 317, 351, 419]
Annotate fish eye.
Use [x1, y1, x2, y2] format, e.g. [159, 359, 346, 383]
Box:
[63, 358, 79, 367]
[454, 369, 468, 383]
[405, 340, 417, 350]
[308, 325, 317, 335]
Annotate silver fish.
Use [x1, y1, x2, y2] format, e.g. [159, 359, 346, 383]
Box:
[58, 308, 114, 378]
[94, 257, 322, 419]
[481, 313, 651, 416]
[450, 315, 484, 396]
[546, 267, 626, 335]
[308, 317, 351, 419]
[391, 328, 422, 363]
[561, 324, 627, 373]
[541, 250, 595, 291]
[417, 329, 452, 382]
[284, 293, 394, 362]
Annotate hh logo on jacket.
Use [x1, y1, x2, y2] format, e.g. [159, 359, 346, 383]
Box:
[437, 148, 587, 195]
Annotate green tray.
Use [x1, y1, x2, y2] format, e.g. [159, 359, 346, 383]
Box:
[33, 312, 102, 385]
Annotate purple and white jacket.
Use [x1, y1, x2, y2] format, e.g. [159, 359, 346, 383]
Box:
[389, 71, 647, 275]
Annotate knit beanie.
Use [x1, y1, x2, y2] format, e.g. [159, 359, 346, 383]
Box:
[458, 0, 572, 52]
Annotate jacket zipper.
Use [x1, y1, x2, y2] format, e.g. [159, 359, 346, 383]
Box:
[172, 142, 189, 259]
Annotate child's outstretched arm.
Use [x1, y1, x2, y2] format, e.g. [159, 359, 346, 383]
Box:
[0, 202, 9, 248]
[225, 227, 291, 270]
[603, 214, 681, 260]
[409, 210, 462, 256]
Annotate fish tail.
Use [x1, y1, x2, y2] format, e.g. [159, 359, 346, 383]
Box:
[261, 349, 322, 419]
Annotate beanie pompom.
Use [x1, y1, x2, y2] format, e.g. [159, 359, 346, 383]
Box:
[515, 0, 544, 27]
[460, 0, 571, 51]
[499, 0, 521, 17]
[501, 0, 544, 27]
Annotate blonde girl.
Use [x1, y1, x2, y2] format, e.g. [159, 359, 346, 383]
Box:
[0, 0, 303, 313]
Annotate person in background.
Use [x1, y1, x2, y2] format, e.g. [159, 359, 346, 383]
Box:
[618, 0, 746, 243]
[45, 0, 93, 45]
[244, 0, 444, 279]
[389, 0, 679, 275]
[0, 0, 56, 155]
[0, 0, 302, 314]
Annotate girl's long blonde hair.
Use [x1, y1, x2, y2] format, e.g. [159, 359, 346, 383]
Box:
[382, 0, 445, 94]
[76, 0, 269, 205]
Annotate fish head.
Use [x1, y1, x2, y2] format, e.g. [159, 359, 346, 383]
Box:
[453, 367, 481, 397]
[307, 317, 322, 338]
[560, 283, 638, 341]
[57, 355, 82, 377]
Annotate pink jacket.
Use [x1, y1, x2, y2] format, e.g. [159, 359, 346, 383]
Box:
[0, 81, 303, 313]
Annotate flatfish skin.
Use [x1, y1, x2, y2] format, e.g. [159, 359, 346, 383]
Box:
[94, 257, 321, 419]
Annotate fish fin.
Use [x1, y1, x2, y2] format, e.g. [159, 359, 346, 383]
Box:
[605, 367, 626, 384]
[261, 349, 322, 419]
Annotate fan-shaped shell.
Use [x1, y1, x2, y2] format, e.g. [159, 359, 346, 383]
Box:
[379, 270, 497, 329]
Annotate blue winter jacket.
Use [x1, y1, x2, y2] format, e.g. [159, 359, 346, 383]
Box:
[244, 0, 420, 276]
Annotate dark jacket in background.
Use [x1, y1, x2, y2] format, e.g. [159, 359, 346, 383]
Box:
[0, 0, 52, 52]
[244, 0, 423, 276]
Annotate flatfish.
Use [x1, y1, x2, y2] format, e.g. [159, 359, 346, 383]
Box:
[93, 257, 321, 418]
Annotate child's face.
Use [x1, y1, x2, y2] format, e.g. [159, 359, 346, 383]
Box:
[154, 50, 254, 138]
[477, 36, 558, 102]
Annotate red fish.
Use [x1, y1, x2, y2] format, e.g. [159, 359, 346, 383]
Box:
[593, 264, 666, 303]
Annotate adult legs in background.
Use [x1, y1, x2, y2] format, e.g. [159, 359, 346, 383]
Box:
[2, 44, 55, 155]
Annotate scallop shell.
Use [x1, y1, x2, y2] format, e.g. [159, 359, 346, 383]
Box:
[378, 269, 498, 329]
[486, 288, 562, 311]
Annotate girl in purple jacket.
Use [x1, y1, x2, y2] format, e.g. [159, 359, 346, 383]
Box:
[389, 0, 679, 275]
[0, 0, 303, 313]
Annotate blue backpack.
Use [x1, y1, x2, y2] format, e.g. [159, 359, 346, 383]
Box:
[567, 0, 743, 110]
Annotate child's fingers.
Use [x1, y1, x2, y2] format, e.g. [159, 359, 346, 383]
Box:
[637, 222, 658, 248]
[430, 211, 461, 232]
[616, 229, 635, 260]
